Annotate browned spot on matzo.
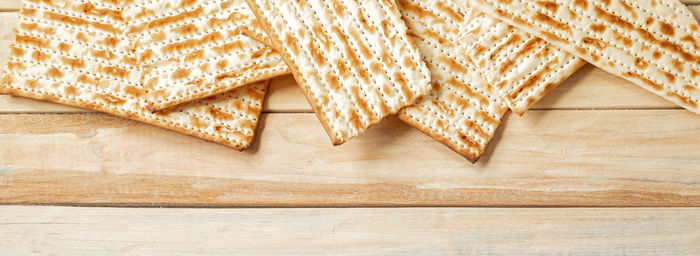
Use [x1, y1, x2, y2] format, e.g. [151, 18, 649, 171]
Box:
[533, 12, 570, 32]
[535, 1, 559, 12]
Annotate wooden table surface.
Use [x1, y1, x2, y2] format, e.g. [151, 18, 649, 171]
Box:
[0, 1, 699, 254]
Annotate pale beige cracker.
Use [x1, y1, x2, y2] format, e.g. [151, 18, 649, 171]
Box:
[246, 0, 432, 145]
[1, 0, 269, 150]
[454, 1, 586, 115]
[125, 0, 289, 111]
[396, 0, 508, 162]
[471, 0, 700, 115]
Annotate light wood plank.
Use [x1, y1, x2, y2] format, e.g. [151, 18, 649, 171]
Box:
[1, 111, 698, 206]
[265, 74, 311, 112]
[1, 206, 698, 255]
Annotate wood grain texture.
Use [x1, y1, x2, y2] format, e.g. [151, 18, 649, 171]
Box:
[1, 111, 698, 206]
[1, 206, 699, 255]
[1, 7, 700, 114]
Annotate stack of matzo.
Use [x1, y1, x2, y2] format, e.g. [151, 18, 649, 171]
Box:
[391, 0, 592, 161]
[1, 0, 698, 163]
[469, 0, 700, 115]
[1, 0, 288, 149]
[454, 0, 587, 115]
